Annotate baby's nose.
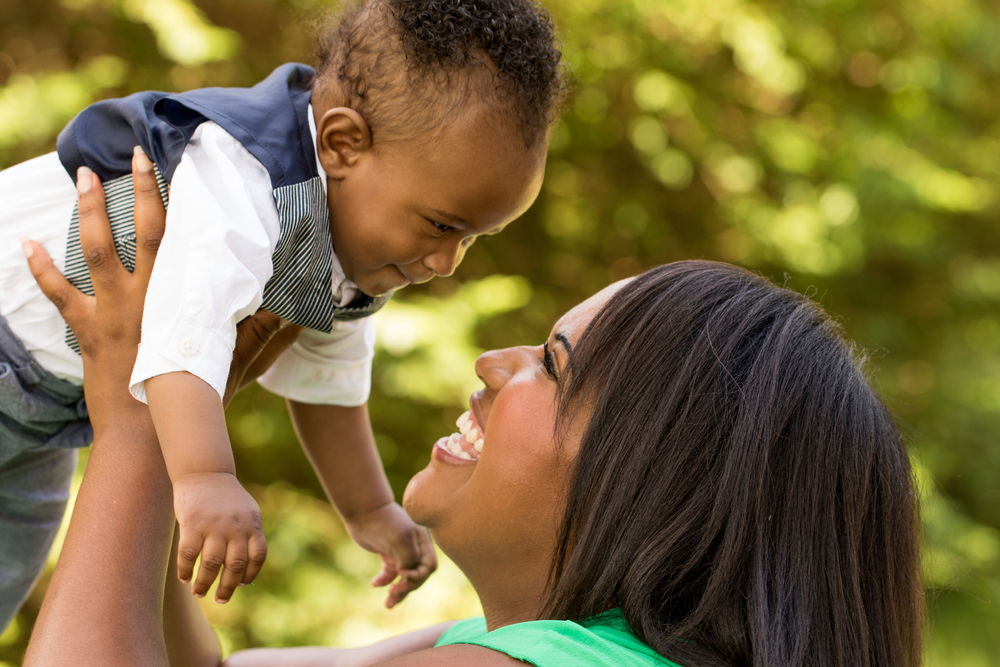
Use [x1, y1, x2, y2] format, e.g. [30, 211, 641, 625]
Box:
[424, 242, 465, 278]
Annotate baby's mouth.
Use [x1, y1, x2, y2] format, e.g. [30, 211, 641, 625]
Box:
[442, 409, 484, 461]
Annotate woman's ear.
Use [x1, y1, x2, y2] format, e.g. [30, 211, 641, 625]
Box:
[316, 107, 372, 179]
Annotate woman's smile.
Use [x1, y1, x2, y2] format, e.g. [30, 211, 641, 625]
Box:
[432, 402, 487, 464]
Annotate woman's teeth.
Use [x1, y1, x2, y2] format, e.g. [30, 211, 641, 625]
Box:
[446, 410, 484, 460]
[446, 433, 473, 460]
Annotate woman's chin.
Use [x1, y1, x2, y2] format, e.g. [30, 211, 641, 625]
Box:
[402, 449, 474, 529]
[401, 468, 436, 528]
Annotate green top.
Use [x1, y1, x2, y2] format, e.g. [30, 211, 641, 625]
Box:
[434, 609, 683, 667]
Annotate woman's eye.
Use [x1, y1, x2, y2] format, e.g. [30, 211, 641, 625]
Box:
[542, 342, 559, 381]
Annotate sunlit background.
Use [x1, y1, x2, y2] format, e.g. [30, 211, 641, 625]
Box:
[1, 0, 999, 664]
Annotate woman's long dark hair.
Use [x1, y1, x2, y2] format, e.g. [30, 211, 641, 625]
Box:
[543, 261, 922, 667]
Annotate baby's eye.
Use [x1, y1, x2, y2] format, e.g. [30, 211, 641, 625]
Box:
[426, 217, 453, 235]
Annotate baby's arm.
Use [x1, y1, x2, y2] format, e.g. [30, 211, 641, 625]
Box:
[146, 371, 266, 603]
[288, 400, 438, 607]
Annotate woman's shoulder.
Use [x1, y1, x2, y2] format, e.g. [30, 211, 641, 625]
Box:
[433, 610, 683, 667]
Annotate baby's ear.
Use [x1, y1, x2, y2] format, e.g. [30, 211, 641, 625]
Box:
[316, 107, 372, 178]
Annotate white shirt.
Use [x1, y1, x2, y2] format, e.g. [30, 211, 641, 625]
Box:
[0, 105, 374, 407]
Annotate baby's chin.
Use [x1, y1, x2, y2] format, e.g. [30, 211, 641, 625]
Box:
[355, 268, 410, 297]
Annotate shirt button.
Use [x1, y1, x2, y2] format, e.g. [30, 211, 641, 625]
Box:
[180, 339, 198, 356]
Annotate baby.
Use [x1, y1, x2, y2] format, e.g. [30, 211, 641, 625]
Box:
[0, 0, 564, 629]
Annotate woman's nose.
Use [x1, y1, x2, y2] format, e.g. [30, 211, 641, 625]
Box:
[475, 346, 532, 392]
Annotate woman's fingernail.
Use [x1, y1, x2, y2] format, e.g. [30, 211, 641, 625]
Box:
[77, 166, 92, 193]
[133, 146, 153, 172]
[238, 583, 246, 587]
[19, 235, 33, 259]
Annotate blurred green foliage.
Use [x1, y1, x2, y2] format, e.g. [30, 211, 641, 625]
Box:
[1, 0, 999, 664]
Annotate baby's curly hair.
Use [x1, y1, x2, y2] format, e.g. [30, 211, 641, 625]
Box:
[314, 0, 567, 150]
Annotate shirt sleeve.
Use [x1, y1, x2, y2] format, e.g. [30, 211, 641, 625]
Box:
[129, 121, 281, 403]
[256, 316, 375, 407]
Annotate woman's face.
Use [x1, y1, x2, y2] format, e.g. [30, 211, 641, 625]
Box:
[403, 280, 628, 573]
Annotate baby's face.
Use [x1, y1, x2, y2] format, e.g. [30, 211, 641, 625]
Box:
[325, 103, 546, 296]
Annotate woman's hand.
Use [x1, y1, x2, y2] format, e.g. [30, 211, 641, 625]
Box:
[23, 153, 163, 431]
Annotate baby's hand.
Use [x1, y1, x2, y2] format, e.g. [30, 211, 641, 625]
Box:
[172, 472, 267, 603]
[344, 502, 437, 608]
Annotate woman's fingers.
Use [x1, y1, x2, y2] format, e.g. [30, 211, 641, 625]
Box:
[130, 146, 166, 286]
[23, 238, 91, 326]
[76, 166, 124, 295]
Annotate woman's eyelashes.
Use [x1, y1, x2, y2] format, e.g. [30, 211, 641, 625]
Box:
[542, 342, 559, 380]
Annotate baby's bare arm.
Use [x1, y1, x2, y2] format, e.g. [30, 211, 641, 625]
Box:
[289, 401, 437, 607]
[147, 371, 233, 478]
[288, 401, 392, 518]
[147, 371, 266, 603]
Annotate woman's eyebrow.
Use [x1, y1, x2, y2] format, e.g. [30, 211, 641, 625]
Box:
[555, 333, 573, 357]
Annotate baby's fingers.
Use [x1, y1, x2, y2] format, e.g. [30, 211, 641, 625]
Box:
[384, 570, 426, 609]
[215, 540, 249, 604]
[192, 536, 228, 598]
[243, 530, 267, 586]
[415, 528, 438, 576]
[176, 528, 205, 584]
[384, 532, 436, 608]
[371, 554, 398, 588]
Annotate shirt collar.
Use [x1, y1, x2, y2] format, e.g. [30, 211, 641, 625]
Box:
[309, 102, 359, 308]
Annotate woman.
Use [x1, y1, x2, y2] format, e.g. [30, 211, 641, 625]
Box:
[22, 161, 923, 667]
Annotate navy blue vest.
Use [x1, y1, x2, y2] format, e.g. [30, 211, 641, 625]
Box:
[56, 63, 388, 351]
